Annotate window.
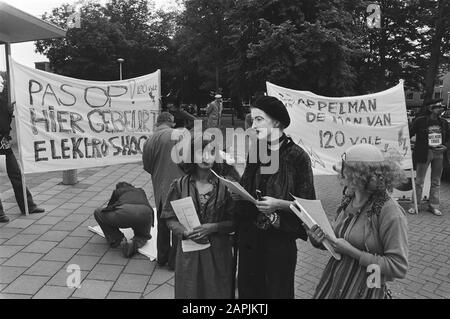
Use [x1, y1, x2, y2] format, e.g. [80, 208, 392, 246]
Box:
[438, 79, 444, 86]
[420, 93, 424, 99]
[406, 92, 414, 100]
[434, 92, 441, 99]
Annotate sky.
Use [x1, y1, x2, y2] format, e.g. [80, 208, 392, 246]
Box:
[0, 0, 179, 71]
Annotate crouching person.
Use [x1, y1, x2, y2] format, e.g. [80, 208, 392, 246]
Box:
[94, 182, 154, 258]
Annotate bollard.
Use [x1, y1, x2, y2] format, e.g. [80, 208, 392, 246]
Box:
[62, 169, 78, 185]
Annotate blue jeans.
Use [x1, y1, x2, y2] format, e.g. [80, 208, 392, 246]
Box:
[414, 149, 444, 209]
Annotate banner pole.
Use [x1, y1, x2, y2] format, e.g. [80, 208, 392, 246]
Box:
[6, 48, 29, 216]
[158, 69, 161, 112]
[410, 168, 418, 214]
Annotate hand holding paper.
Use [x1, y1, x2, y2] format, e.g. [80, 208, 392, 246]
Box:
[170, 197, 211, 252]
[289, 195, 341, 260]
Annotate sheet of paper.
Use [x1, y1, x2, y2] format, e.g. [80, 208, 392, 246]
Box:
[211, 169, 256, 203]
[88, 224, 157, 261]
[290, 195, 341, 260]
[170, 197, 210, 252]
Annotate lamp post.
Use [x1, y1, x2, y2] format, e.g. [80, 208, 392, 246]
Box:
[117, 58, 124, 80]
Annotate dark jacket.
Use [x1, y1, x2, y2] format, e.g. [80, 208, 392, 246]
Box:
[0, 92, 13, 137]
[103, 184, 153, 225]
[236, 135, 316, 298]
[410, 115, 449, 163]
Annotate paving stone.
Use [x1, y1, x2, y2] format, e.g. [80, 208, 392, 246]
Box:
[66, 255, 101, 271]
[35, 216, 64, 225]
[98, 249, 129, 265]
[112, 273, 148, 293]
[58, 236, 90, 249]
[47, 269, 88, 287]
[0, 293, 32, 299]
[0, 245, 23, 258]
[22, 241, 58, 254]
[0, 227, 21, 239]
[70, 226, 95, 237]
[143, 283, 174, 299]
[106, 291, 142, 299]
[25, 260, 65, 276]
[78, 243, 109, 257]
[21, 224, 52, 235]
[0, 266, 27, 284]
[47, 209, 74, 217]
[63, 214, 89, 223]
[72, 279, 114, 299]
[3, 275, 50, 294]
[88, 235, 108, 244]
[143, 284, 159, 296]
[87, 264, 124, 281]
[3, 252, 43, 267]
[52, 221, 82, 232]
[4, 219, 36, 229]
[148, 266, 174, 285]
[33, 285, 75, 299]
[42, 248, 78, 262]
[59, 203, 82, 210]
[39, 230, 70, 242]
[123, 259, 156, 276]
[4, 234, 39, 246]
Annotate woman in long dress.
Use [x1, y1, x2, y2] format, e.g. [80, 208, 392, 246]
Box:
[161, 136, 235, 299]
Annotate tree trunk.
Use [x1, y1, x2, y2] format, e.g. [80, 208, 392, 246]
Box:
[423, 0, 446, 104]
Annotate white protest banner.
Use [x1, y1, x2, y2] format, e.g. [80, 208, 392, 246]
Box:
[11, 60, 160, 173]
[267, 81, 412, 175]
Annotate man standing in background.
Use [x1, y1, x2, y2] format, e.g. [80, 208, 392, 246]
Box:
[0, 74, 44, 223]
[142, 112, 185, 269]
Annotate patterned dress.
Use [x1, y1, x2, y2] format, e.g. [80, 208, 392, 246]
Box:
[313, 192, 409, 299]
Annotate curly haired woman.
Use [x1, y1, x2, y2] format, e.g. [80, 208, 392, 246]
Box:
[308, 143, 409, 299]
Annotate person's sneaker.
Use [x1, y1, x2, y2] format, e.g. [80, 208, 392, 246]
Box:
[430, 208, 443, 216]
[29, 207, 45, 214]
[0, 215, 9, 223]
[121, 239, 138, 258]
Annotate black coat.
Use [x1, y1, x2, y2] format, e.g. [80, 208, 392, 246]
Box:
[410, 115, 449, 163]
[236, 136, 316, 298]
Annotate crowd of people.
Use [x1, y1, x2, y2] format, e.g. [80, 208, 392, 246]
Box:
[3, 72, 450, 298]
[90, 95, 414, 299]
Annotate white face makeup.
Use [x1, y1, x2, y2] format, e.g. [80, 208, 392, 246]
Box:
[250, 108, 279, 140]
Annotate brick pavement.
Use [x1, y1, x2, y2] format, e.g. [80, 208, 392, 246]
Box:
[1, 121, 450, 299]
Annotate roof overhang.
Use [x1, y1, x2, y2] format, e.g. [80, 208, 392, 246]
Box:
[0, 1, 66, 44]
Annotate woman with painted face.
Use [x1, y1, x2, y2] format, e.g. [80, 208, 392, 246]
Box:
[233, 96, 316, 299]
[161, 135, 235, 299]
[308, 144, 409, 299]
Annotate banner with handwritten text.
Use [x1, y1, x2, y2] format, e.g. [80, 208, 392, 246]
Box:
[267, 81, 412, 175]
[12, 60, 160, 173]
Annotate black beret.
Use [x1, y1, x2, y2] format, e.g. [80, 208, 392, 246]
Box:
[253, 96, 291, 128]
[424, 98, 444, 107]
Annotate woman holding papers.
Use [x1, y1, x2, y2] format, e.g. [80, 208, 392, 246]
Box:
[234, 96, 316, 299]
[308, 144, 409, 299]
[161, 136, 235, 299]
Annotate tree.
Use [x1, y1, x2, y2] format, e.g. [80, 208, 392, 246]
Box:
[35, 0, 179, 83]
[225, 0, 363, 98]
